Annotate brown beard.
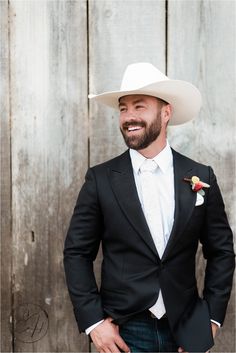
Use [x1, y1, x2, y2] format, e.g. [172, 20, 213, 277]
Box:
[120, 112, 162, 150]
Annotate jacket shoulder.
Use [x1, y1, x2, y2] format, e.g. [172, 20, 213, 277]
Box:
[90, 150, 130, 172]
[172, 148, 211, 171]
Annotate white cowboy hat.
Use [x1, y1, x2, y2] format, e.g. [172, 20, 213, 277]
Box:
[88, 62, 202, 125]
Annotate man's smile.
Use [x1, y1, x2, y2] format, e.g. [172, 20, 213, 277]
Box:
[122, 121, 146, 134]
[127, 126, 143, 132]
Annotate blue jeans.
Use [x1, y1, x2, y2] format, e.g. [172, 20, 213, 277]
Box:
[119, 311, 178, 353]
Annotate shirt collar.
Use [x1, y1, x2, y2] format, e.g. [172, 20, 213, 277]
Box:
[129, 141, 173, 174]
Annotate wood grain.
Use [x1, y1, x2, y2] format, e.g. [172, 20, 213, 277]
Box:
[1, 1, 12, 351]
[167, 1, 235, 351]
[89, 0, 166, 166]
[10, 1, 89, 351]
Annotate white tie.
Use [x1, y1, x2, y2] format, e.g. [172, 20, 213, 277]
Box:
[139, 159, 166, 319]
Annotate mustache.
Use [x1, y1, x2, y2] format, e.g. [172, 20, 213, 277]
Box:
[122, 120, 146, 129]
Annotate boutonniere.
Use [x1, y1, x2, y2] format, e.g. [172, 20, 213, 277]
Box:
[184, 176, 210, 196]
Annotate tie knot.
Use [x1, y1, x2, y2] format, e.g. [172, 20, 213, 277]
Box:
[140, 159, 158, 173]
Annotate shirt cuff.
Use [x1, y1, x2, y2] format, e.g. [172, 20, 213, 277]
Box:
[211, 319, 221, 328]
[85, 320, 104, 335]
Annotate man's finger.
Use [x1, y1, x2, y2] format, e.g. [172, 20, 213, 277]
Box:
[178, 348, 188, 353]
[107, 344, 122, 353]
[114, 335, 130, 352]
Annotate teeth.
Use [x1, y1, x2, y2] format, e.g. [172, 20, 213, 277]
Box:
[128, 126, 142, 131]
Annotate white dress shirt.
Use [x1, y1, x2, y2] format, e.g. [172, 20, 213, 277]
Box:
[130, 141, 175, 252]
[130, 142, 174, 318]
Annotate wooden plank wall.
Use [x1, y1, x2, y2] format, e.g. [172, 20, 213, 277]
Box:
[2, 0, 89, 352]
[89, 0, 166, 166]
[1, 1, 12, 352]
[167, 1, 235, 351]
[1, 0, 235, 352]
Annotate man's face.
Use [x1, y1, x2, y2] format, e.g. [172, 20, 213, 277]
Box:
[119, 94, 164, 150]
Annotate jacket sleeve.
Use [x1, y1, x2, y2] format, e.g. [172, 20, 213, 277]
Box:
[63, 168, 105, 332]
[201, 166, 235, 325]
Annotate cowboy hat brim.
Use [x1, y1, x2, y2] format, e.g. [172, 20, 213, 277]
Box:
[89, 79, 202, 126]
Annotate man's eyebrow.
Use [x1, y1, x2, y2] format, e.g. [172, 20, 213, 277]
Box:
[119, 99, 146, 107]
[133, 99, 146, 105]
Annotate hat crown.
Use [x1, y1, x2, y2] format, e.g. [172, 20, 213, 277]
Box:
[120, 62, 169, 91]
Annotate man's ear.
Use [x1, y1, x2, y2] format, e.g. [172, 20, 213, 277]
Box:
[161, 104, 172, 125]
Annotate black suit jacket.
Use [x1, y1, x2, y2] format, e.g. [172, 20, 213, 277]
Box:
[64, 149, 235, 352]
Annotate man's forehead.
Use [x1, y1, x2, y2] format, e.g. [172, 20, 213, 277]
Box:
[119, 94, 157, 105]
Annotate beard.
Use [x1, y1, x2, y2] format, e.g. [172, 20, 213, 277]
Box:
[120, 112, 162, 150]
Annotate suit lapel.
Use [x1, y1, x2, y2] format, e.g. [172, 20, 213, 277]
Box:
[108, 149, 198, 260]
[108, 150, 159, 257]
[162, 150, 197, 260]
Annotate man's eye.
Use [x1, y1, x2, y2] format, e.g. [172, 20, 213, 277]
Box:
[120, 107, 127, 112]
[136, 105, 145, 110]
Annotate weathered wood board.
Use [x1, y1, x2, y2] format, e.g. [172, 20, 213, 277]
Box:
[167, 0, 235, 351]
[89, 0, 166, 166]
[1, 1, 13, 352]
[9, 0, 89, 351]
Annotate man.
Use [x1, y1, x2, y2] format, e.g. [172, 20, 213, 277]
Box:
[64, 63, 235, 353]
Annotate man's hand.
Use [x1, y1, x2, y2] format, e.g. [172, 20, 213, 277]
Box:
[178, 322, 219, 353]
[211, 322, 218, 339]
[90, 317, 130, 353]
